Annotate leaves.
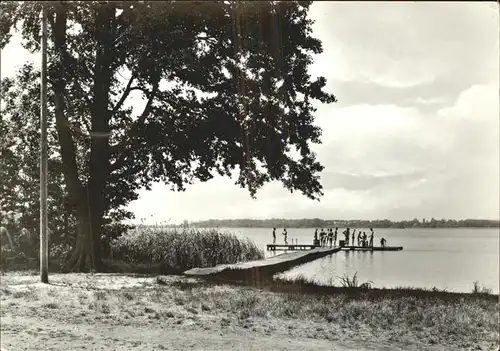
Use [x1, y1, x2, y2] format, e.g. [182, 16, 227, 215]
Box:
[1, 1, 336, 236]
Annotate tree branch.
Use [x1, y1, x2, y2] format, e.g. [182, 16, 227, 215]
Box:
[51, 4, 85, 202]
[111, 73, 135, 115]
[82, 118, 91, 134]
[136, 81, 159, 126]
[109, 80, 160, 173]
[196, 35, 218, 46]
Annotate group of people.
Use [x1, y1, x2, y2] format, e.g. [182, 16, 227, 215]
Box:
[341, 228, 374, 247]
[314, 227, 387, 248]
[313, 228, 337, 247]
[272, 227, 288, 244]
[271, 226, 387, 248]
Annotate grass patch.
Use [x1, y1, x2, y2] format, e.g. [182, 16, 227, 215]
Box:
[109, 227, 264, 273]
[121, 290, 136, 301]
[1, 272, 497, 350]
[1, 287, 12, 296]
[270, 274, 497, 301]
[11, 288, 37, 300]
[165, 279, 498, 349]
[42, 302, 59, 309]
[94, 290, 108, 300]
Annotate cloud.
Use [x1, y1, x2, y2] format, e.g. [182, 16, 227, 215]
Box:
[320, 172, 425, 192]
[308, 2, 499, 109]
[414, 97, 447, 106]
[312, 103, 451, 175]
[128, 82, 499, 223]
[325, 80, 454, 112]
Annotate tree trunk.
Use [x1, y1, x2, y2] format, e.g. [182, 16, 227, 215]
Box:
[61, 187, 105, 272]
[51, 5, 102, 273]
[55, 4, 115, 273]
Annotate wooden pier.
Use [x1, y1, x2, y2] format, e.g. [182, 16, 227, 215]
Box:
[184, 247, 341, 282]
[266, 244, 319, 251]
[341, 245, 403, 251]
[266, 244, 403, 252]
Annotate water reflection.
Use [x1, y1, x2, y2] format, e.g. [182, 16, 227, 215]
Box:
[235, 228, 499, 293]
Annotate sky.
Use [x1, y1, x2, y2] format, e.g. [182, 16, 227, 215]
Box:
[1, 2, 499, 224]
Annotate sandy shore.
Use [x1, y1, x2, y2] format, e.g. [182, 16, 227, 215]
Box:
[0, 273, 497, 351]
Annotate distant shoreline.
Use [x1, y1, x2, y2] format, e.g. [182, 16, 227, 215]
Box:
[182, 218, 500, 229]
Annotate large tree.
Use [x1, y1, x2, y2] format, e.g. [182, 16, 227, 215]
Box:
[0, 1, 336, 272]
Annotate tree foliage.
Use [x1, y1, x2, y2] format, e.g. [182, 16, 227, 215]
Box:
[1, 67, 77, 260]
[0, 1, 336, 271]
[189, 218, 500, 229]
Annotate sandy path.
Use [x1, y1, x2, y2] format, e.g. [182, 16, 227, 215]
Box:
[0, 313, 450, 351]
[0, 314, 348, 351]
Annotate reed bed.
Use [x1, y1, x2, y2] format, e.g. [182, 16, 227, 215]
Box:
[109, 226, 264, 272]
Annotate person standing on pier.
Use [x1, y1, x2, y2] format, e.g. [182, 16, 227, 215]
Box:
[328, 229, 333, 247]
[351, 229, 355, 246]
[369, 228, 374, 247]
[357, 231, 362, 246]
[344, 228, 350, 245]
[320, 228, 326, 246]
[283, 228, 288, 245]
[272, 228, 276, 244]
[362, 232, 367, 247]
[380, 237, 386, 248]
[334, 228, 338, 246]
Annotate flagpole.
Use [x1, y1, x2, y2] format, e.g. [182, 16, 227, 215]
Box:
[40, 4, 49, 283]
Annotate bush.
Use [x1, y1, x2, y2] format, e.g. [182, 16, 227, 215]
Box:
[337, 271, 373, 289]
[109, 226, 264, 272]
[472, 281, 492, 295]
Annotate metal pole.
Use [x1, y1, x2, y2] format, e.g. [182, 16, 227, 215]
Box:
[40, 5, 49, 283]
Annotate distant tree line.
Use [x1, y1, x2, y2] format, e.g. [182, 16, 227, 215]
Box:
[189, 218, 500, 229]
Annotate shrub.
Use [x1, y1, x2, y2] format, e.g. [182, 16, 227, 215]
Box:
[109, 226, 264, 272]
[337, 272, 373, 289]
[472, 281, 492, 295]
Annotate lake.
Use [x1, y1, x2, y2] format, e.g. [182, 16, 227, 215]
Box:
[224, 227, 499, 294]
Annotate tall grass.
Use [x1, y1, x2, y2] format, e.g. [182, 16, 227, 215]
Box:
[275, 272, 374, 290]
[109, 226, 264, 272]
[337, 271, 374, 289]
[472, 281, 493, 295]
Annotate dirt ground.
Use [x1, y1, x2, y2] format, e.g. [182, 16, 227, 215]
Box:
[0, 273, 496, 351]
